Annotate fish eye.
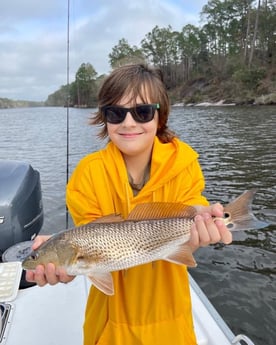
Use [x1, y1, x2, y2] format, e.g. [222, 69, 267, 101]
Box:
[223, 212, 230, 219]
[29, 253, 38, 260]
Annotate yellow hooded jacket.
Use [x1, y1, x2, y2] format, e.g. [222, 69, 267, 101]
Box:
[66, 136, 208, 345]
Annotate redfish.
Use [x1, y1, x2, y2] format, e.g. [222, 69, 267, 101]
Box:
[22, 190, 269, 295]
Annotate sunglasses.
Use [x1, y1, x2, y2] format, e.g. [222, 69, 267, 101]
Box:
[101, 103, 160, 124]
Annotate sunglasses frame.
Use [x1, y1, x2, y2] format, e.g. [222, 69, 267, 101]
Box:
[101, 103, 160, 124]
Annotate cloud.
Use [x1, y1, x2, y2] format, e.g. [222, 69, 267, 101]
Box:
[0, 0, 204, 101]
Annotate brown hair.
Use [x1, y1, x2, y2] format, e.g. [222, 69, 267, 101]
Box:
[90, 63, 175, 143]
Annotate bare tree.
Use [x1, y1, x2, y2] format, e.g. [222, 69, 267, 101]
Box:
[249, 0, 261, 67]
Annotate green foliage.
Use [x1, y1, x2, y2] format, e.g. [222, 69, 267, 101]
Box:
[233, 67, 266, 89]
[141, 25, 179, 65]
[45, 85, 69, 106]
[109, 38, 145, 68]
[73, 63, 97, 107]
[44, 0, 275, 106]
[46, 63, 99, 107]
[0, 98, 44, 108]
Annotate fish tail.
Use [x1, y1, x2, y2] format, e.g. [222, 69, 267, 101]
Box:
[223, 189, 270, 231]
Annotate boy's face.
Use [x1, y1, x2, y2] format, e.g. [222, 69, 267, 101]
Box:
[107, 92, 158, 159]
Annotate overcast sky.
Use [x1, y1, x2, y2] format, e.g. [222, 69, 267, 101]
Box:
[0, 0, 206, 101]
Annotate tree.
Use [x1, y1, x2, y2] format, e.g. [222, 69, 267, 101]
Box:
[201, 0, 252, 55]
[45, 85, 70, 106]
[177, 24, 202, 81]
[255, 0, 276, 66]
[73, 63, 97, 107]
[249, 0, 261, 67]
[109, 38, 145, 68]
[141, 25, 180, 86]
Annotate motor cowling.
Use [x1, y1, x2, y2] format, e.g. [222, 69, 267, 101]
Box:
[0, 160, 43, 256]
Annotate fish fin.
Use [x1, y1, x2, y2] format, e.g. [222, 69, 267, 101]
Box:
[93, 214, 124, 223]
[164, 244, 197, 267]
[223, 189, 270, 231]
[127, 202, 196, 220]
[88, 272, 114, 295]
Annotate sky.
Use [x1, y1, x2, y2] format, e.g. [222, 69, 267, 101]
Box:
[0, 0, 207, 101]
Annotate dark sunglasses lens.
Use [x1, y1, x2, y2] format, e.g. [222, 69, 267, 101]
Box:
[105, 107, 126, 124]
[103, 104, 157, 124]
[133, 105, 155, 122]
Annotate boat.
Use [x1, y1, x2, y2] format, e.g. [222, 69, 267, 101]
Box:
[0, 159, 256, 345]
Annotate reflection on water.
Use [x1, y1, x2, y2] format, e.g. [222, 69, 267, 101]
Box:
[0, 106, 275, 344]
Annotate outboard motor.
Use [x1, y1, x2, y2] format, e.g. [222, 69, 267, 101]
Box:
[0, 160, 43, 257]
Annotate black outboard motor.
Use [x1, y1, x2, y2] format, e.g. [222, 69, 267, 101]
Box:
[0, 160, 43, 257]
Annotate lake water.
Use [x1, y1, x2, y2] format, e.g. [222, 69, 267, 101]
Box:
[0, 106, 275, 344]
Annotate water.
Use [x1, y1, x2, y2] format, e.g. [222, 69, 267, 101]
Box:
[0, 106, 275, 344]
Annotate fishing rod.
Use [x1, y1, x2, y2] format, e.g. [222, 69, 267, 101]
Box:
[65, 0, 70, 228]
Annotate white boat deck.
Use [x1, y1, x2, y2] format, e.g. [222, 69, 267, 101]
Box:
[1, 272, 252, 345]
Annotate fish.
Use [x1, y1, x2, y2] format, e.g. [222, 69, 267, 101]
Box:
[22, 189, 269, 295]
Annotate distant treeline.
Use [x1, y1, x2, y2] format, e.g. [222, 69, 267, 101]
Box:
[44, 0, 275, 107]
[0, 98, 44, 109]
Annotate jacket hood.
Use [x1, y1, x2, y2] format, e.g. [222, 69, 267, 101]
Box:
[99, 137, 199, 205]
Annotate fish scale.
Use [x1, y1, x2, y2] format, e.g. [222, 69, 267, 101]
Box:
[62, 217, 193, 273]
